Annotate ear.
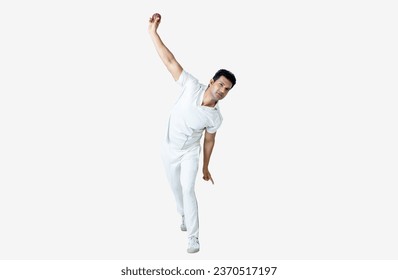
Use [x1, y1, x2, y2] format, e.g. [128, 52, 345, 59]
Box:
[209, 79, 214, 85]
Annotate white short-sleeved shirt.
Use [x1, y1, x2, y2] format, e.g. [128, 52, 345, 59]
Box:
[164, 70, 223, 150]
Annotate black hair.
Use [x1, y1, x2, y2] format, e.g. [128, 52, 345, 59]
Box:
[212, 69, 236, 88]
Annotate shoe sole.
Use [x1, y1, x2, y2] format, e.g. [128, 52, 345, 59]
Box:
[187, 248, 200, 253]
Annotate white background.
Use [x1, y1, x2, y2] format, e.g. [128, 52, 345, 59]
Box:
[0, 0, 397, 260]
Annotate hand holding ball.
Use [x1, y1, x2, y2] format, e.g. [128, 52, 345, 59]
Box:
[148, 13, 161, 33]
[151, 13, 161, 23]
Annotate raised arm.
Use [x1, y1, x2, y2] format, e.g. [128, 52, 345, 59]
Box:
[148, 13, 183, 81]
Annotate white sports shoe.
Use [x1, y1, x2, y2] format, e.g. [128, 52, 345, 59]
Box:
[180, 215, 187, 231]
[187, 237, 200, 253]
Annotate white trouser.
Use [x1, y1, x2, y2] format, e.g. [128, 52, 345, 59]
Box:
[161, 143, 201, 238]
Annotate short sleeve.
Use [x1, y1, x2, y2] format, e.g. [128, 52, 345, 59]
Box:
[205, 127, 218, 134]
[206, 114, 223, 134]
[176, 70, 200, 90]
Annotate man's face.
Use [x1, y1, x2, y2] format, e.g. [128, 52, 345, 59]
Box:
[209, 76, 233, 101]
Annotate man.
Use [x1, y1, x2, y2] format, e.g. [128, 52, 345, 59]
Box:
[148, 13, 236, 253]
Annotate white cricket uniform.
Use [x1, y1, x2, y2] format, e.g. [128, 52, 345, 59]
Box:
[161, 70, 222, 238]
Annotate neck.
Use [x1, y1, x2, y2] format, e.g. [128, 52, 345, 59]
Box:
[202, 89, 217, 107]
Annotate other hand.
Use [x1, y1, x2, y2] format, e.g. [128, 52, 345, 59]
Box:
[202, 168, 215, 185]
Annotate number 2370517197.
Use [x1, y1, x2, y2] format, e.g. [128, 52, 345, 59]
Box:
[213, 266, 277, 276]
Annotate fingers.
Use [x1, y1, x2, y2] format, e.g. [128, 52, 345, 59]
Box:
[148, 18, 160, 27]
[202, 174, 215, 185]
[149, 13, 161, 23]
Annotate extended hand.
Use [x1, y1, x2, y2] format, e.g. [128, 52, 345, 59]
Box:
[202, 168, 215, 185]
[148, 13, 161, 33]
